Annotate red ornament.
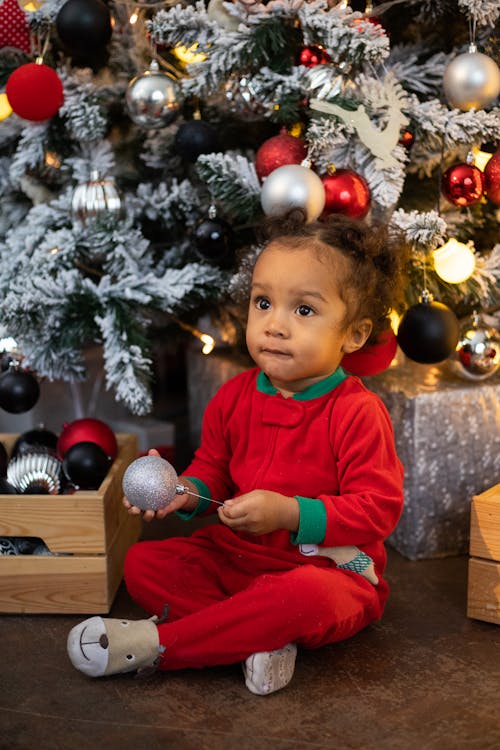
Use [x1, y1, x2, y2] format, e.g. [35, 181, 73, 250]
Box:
[297, 45, 331, 68]
[321, 168, 371, 219]
[6, 61, 64, 121]
[484, 149, 500, 205]
[57, 418, 118, 460]
[255, 132, 308, 181]
[441, 162, 485, 207]
[341, 329, 397, 377]
[0, 0, 31, 54]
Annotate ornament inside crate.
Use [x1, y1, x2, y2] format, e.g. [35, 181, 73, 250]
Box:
[0, 433, 141, 614]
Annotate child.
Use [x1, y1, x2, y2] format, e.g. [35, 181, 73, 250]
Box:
[67, 215, 407, 695]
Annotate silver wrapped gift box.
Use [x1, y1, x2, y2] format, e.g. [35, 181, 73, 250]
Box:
[364, 361, 500, 560]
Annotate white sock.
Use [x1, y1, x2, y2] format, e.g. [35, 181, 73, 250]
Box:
[243, 643, 297, 696]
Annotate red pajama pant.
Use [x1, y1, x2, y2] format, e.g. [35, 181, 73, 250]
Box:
[123, 524, 387, 671]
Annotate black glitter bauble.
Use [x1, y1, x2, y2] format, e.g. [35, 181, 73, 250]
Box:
[0, 369, 40, 413]
[194, 218, 233, 262]
[62, 441, 112, 490]
[174, 120, 219, 162]
[397, 301, 460, 364]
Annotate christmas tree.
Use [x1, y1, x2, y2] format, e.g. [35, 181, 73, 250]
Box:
[0, 0, 498, 416]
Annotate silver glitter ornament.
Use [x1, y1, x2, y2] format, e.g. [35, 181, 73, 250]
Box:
[448, 313, 500, 381]
[443, 46, 500, 111]
[122, 455, 180, 511]
[126, 59, 182, 130]
[261, 164, 325, 223]
[72, 170, 123, 225]
[7, 452, 62, 495]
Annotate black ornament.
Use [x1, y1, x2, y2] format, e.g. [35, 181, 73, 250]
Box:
[194, 217, 233, 263]
[0, 442, 7, 477]
[0, 477, 17, 494]
[11, 427, 58, 459]
[62, 441, 112, 490]
[174, 120, 219, 162]
[56, 0, 112, 61]
[397, 300, 460, 364]
[0, 369, 40, 413]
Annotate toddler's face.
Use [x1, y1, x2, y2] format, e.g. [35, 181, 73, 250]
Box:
[246, 241, 366, 396]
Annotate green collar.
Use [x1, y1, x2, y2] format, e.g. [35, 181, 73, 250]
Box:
[256, 367, 347, 401]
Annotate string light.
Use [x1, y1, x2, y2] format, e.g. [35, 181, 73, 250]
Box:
[471, 146, 493, 172]
[0, 93, 12, 121]
[433, 238, 476, 284]
[172, 44, 207, 65]
[129, 7, 140, 24]
[45, 151, 61, 169]
[18, 0, 43, 10]
[173, 318, 216, 355]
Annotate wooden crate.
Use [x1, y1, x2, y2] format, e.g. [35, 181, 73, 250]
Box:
[0, 433, 142, 614]
[467, 484, 500, 625]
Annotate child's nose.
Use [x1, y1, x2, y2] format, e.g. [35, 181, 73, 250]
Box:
[265, 311, 288, 337]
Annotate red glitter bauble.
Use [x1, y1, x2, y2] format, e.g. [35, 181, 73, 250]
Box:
[341, 329, 397, 377]
[297, 45, 331, 68]
[6, 62, 64, 122]
[255, 132, 308, 181]
[441, 162, 485, 207]
[57, 418, 118, 460]
[484, 149, 500, 205]
[321, 169, 371, 219]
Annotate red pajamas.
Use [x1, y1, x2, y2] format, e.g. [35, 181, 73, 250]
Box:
[124, 524, 385, 670]
[124, 367, 403, 671]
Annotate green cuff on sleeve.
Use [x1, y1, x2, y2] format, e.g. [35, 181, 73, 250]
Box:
[290, 496, 327, 545]
[175, 477, 212, 520]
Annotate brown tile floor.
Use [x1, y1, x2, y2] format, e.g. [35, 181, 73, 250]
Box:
[1, 511, 499, 750]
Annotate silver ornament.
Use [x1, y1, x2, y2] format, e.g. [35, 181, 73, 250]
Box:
[448, 313, 500, 381]
[261, 164, 326, 223]
[72, 170, 123, 225]
[7, 452, 62, 495]
[443, 47, 500, 111]
[126, 59, 182, 129]
[122, 455, 180, 511]
[0, 537, 19, 555]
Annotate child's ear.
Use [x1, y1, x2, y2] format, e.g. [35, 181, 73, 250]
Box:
[342, 319, 373, 354]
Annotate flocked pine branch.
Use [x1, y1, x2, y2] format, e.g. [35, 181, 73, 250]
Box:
[390, 209, 447, 251]
[457, 0, 500, 26]
[130, 179, 206, 230]
[96, 308, 153, 416]
[298, 1, 391, 68]
[387, 45, 449, 98]
[196, 153, 261, 224]
[58, 68, 108, 143]
[9, 123, 50, 185]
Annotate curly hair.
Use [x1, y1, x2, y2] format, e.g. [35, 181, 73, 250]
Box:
[257, 214, 410, 345]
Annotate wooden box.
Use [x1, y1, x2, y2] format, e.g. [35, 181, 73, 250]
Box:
[467, 484, 500, 625]
[0, 433, 142, 614]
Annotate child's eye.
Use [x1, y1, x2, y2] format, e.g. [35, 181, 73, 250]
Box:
[296, 304, 314, 317]
[255, 296, 271, 310]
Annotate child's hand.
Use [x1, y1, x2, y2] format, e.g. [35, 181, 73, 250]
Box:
[122, 449, 198, 522]
[218, 490, 299, 535]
